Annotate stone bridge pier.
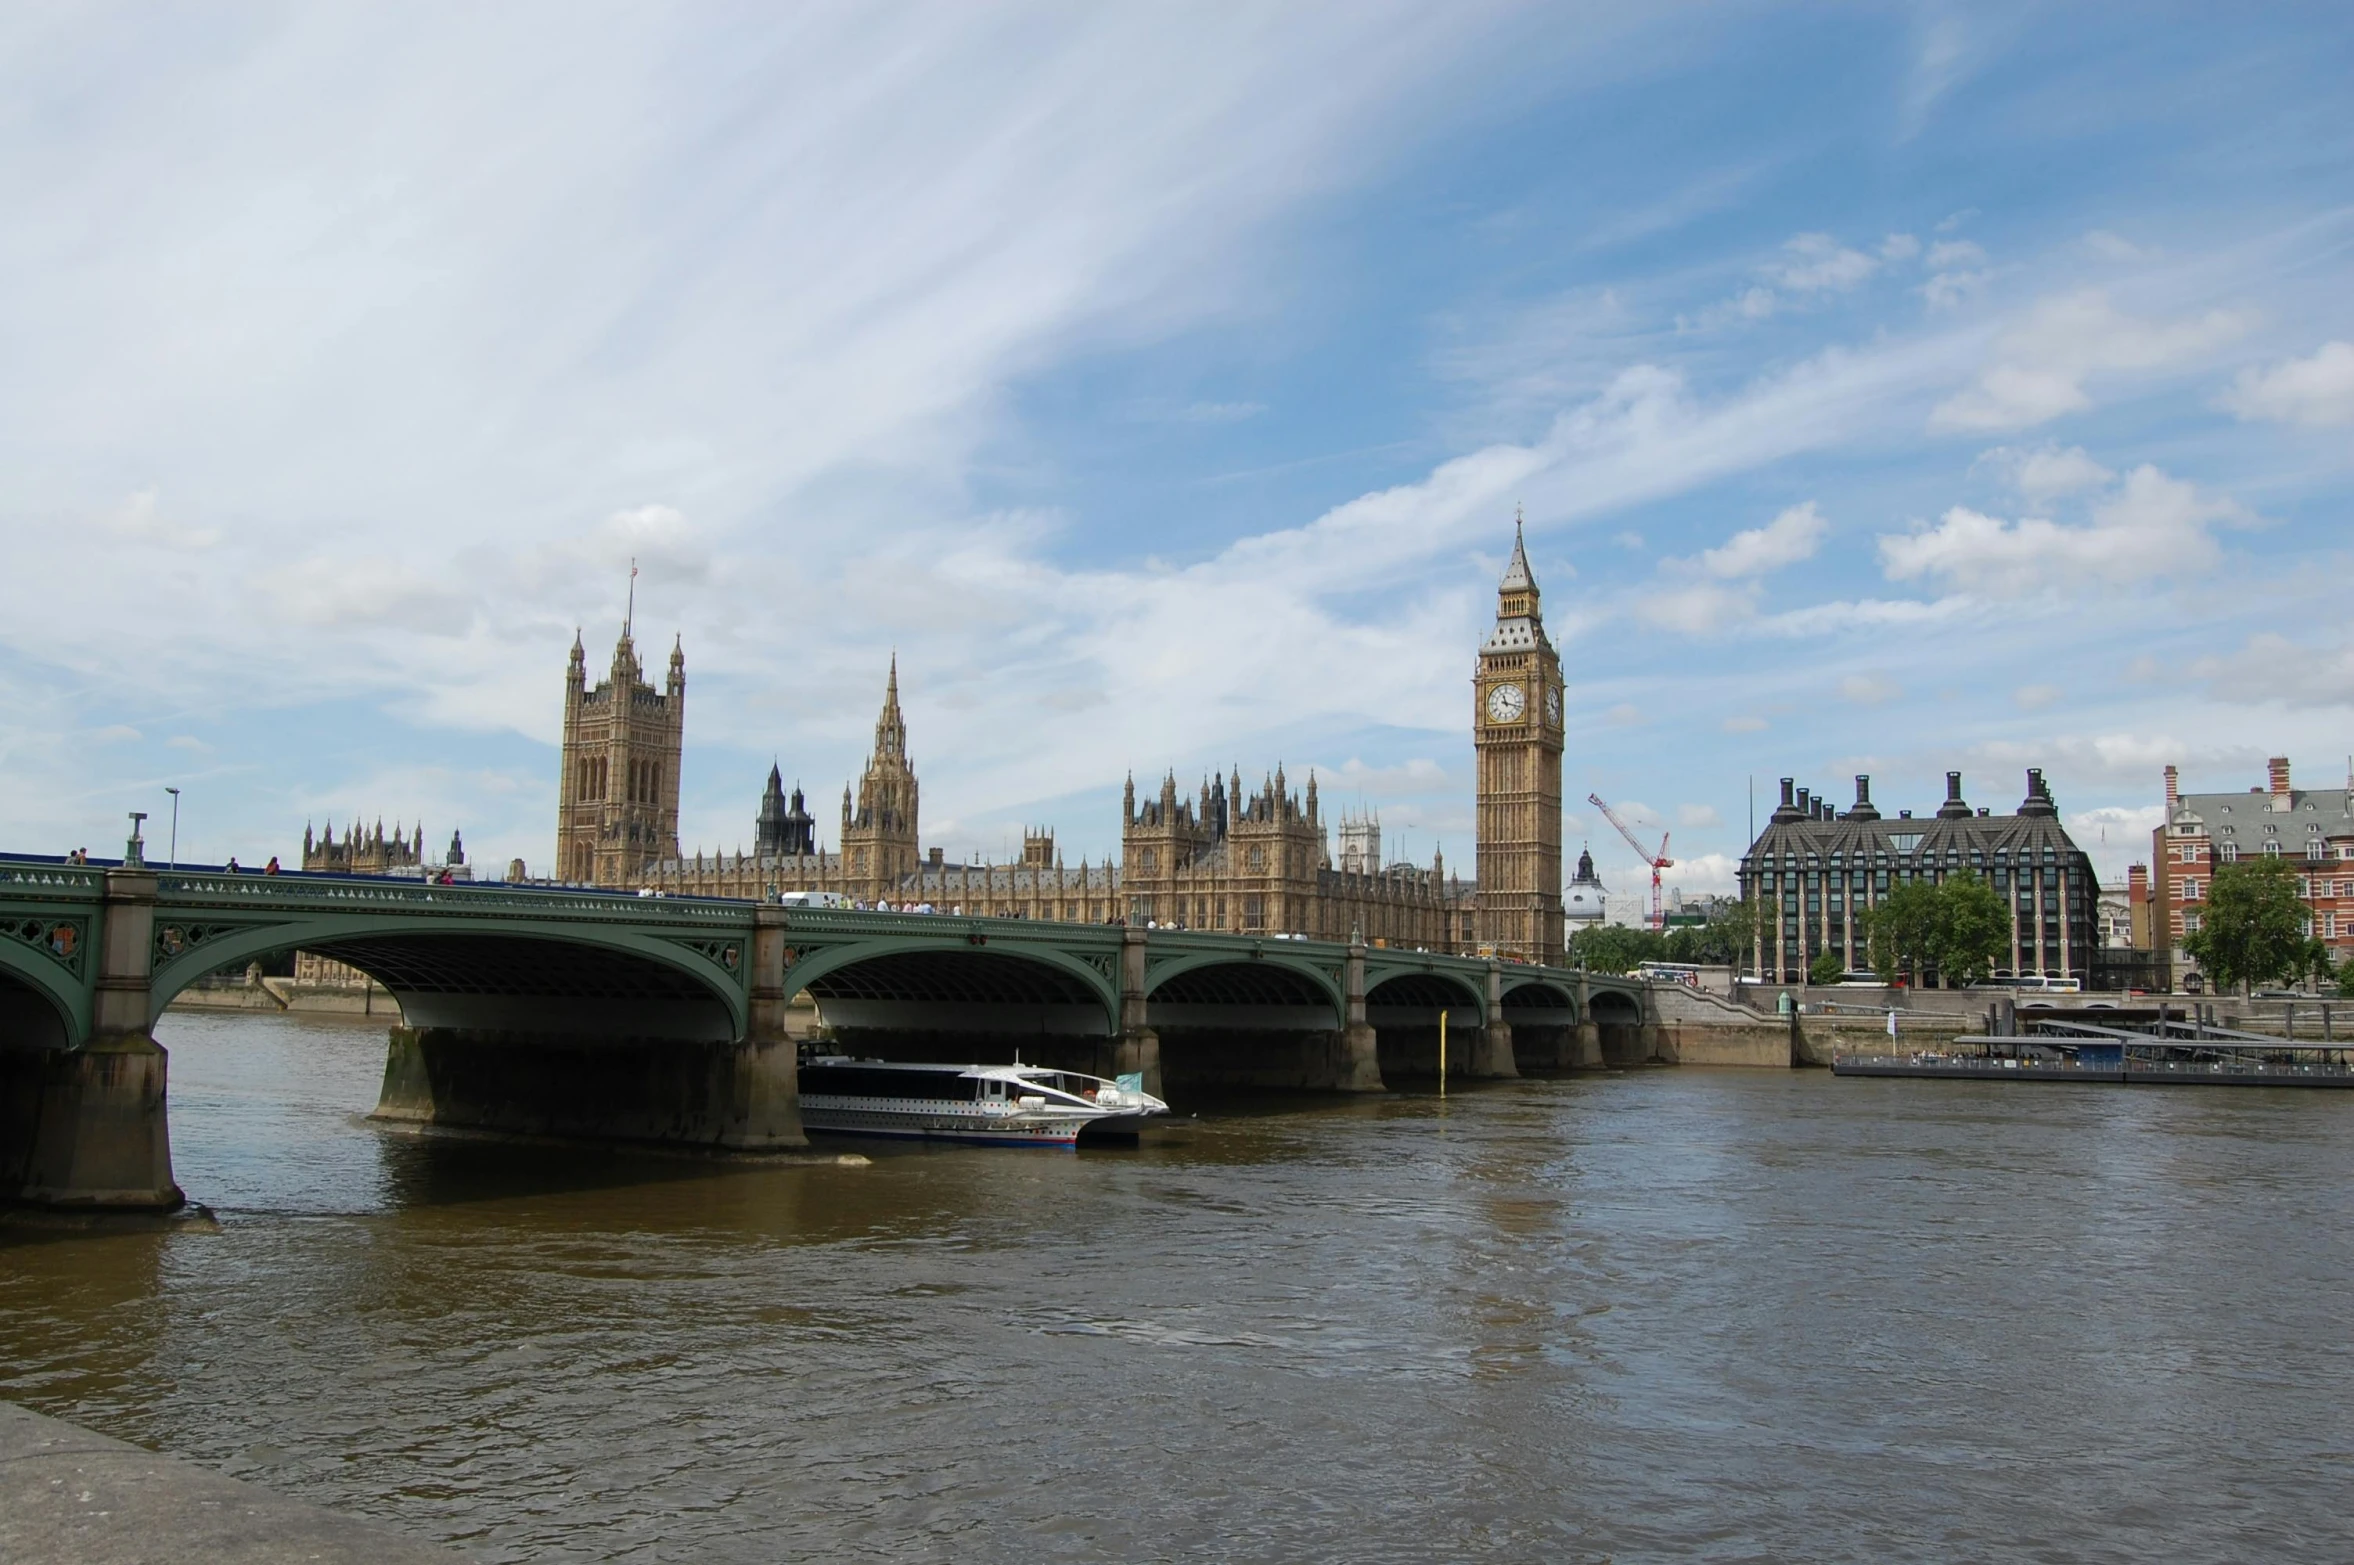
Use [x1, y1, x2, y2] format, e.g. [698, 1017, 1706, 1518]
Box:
[0, 867, 180, 1209]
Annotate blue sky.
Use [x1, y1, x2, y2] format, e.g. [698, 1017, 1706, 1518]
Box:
[2, 3, 2350, 902]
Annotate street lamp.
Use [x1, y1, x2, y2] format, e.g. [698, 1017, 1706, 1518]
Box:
[165, 786, 181, 871]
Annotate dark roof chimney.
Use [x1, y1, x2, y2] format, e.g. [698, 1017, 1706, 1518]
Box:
[1937, 770, 1971, 819]
[2018, 767, 2058, 818]
[1772, 777, 1801, 823]
[1847, 774, 1881, 822]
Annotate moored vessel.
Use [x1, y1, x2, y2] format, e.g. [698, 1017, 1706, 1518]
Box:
[796, 1057, 1170, 1146]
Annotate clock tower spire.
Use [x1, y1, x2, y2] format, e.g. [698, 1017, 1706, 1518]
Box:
[1473, 510, 1565, 963]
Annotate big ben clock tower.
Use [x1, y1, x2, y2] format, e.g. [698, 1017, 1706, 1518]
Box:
[1474, 516, 1565, 963]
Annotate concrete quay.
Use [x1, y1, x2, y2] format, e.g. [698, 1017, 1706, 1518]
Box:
[0, 1400, 464, 1563]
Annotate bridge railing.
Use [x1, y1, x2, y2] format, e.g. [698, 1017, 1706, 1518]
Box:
[145, 871, 756, 924]
[0, 861, 106, 898]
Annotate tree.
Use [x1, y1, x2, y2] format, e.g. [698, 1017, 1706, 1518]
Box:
[1862, 878, 1941, 986]
[1808, 950, 1845, 987]
[2184, 856, 2310, 996]
[1689, 897, 1769, 972]
[1860, 871, 2007, 988]
[1936, 870, 2009, 988]
[1566, 923, 1661, 975]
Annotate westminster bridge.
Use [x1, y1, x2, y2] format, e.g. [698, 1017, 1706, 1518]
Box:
[0, 853, 1654, 1210]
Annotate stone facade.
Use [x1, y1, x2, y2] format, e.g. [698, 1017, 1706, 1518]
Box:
[301, 820, 424, 876]
[839, 657, 921, 892]
[1738, 769, 2099, 984]
[556, 622, 684, 886]
[616, 520, 1581, 954]
[1472, 520, 1567, 964]
[1116, 767, 1470, 945]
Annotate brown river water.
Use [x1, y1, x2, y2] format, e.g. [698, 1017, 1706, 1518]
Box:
[4, 1009, 2352, 1562]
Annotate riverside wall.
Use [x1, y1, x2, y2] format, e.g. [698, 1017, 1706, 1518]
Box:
[0, 1400, 463, 1564]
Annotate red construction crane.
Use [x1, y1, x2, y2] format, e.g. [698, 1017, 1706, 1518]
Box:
[1588, 792, 1673, 932]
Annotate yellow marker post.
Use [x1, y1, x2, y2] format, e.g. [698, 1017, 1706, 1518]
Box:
[1438, 1008, 1448, 1096]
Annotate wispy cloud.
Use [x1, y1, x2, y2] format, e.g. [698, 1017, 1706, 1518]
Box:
[1879, 464, 2252, 597]
[1931, 289, 2254, 431]
[2217, 340, 2354, 427]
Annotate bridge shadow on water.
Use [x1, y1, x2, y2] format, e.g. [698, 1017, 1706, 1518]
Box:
[358, 1124, 809, 1214]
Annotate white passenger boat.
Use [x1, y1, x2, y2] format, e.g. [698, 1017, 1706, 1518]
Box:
[796, 1058, 1170, 1147]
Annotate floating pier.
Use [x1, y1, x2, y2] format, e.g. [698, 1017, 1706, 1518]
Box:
[1834, 1015, 2354, 1088]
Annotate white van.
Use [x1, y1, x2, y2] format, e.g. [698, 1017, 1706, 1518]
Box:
[777, 890, 851, 909]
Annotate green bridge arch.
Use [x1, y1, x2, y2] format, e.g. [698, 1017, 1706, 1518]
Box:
[777, 932, 1122, 1029]
[144, 911, 754, 1039]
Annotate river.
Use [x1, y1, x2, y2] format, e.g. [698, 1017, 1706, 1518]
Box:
[4, 1009, 2351, 1562]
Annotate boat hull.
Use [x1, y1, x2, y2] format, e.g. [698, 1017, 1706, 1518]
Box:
[798, 1103, 1092, 1147]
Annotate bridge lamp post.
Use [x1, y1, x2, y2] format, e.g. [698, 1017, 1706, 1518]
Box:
[1437, 1008, 1448, 1097]
[165, 786, 180, 871]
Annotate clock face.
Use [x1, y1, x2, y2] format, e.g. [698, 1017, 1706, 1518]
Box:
[1545, 686, 1562, 726]
[1486, 681, 1526, 723]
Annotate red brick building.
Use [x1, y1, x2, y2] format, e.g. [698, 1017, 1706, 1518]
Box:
[2151, 756, 2354, 984]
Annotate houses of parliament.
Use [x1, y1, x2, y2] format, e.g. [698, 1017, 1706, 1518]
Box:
[554, 521, 1568, 962]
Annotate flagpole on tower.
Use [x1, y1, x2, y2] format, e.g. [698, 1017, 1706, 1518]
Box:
[626, 558, 638, 638]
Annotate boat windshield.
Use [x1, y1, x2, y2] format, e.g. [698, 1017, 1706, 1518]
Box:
[801, 1066, 982, 1101]
[1014, 1072, 1108, 1100]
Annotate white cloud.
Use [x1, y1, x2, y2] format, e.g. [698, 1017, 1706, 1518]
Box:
[1604, 703, 1648, 727]
[91, 724, 142, 744]
[2187, 634, 2354, 710]
[1721, 715, 1769, 733]
[2071, 803, 2163, 838]
[1664, 852, 1741, 896]
[1677, 803, 1722, 828]
[1840, 674, 1901, 705]
[1880, 233, 1922, 262]
[1635, 501, 1829, 635]
[2217, 341, 2354, 427]
[1919, 239, 1991, 312]
[1176, 400, 1268, 423]
[1922, 270, 1988, 311]
[1612, 530, 1645, 550]
[1611, 799, 1662, 828]
[1636, 580, 1757, 633]
[1771, 232, 1881, 293]
[1698, 501, 1829, 578]
[1758, 595, 1970, 637]
[2081, 230, 2156, 263]
[1981, 443, 2114, 501]
[1969, 732, 2191, 787]
[96, 490, 219, 550]
[2013, 683, 2062, 709]
[1935, 208, 1979, 233]
[264, 556, 480, 636]
[1878, 464, 2251, 596]
[1930, 289, 2255, 430]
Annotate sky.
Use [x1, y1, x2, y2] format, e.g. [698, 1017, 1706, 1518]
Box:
[2, 2, 2350, 905]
